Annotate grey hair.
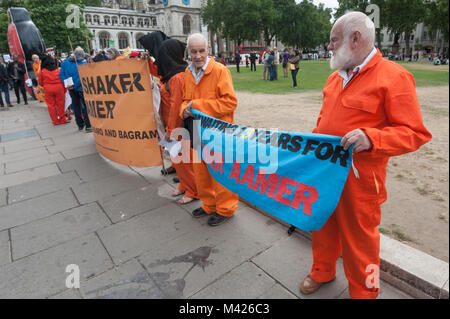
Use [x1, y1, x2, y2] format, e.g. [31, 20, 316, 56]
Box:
[106, 47, 120, 59]
[74, 46, 85, 57]
[32, 54, 39, 60]
[187, 33, 208, 48]
[336, 11, 375, 50]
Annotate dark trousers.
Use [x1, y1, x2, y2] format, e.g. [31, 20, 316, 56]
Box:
[250, 61, 256, 71]
[13, 79, 27, 104]
[236, 63, 240, 73]
[69, 90, 91, 129]
[291, 69, 299, 87]
[0, 82, 11, 106]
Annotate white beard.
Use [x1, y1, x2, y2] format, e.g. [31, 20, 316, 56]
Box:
[330, 42, 354, 70]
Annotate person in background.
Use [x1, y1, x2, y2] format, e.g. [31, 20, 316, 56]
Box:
[262, 47, 271, 80]
[59, 47, 92, 132]
[39, 55, 67, 126]
[106, 48, 123, 60]
[267, 51, 275, 81]
[0, 62, 13, 107]
[234, 51, 241, 73]
[7, 55, 27, 105]
[288, 49, 301, 88]
[32, 54, 41, 82]
[273, 47, 280, 80]
[282, 48, 290, 78]
[128, 51, 140, 59]
[249, 51, 257, 71]
[216, 53, 227, 66]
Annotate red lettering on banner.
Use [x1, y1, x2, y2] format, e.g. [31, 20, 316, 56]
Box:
[273, 176, 298, 206]
[291, 183, 319, 216]
[240, 164, 255, 189]
[229, 161, 241, 182]
[254, 169, 279, 198]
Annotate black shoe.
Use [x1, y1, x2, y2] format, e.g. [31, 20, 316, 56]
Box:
[24, 102, 28, 105]
[85, 127, 93, 133]
[192, 207, 209, 218]
[207, 213, 233, 226]
[173, 177, 180, 183]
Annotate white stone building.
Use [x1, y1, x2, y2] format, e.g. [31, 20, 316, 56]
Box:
[84, 0, 204, 52]
[379, 23, 449, 58]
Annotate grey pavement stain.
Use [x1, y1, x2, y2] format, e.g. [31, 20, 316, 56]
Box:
[0, 129, 38, 143]
[84, 271, 165, 299]
[146, 246, 218, 298]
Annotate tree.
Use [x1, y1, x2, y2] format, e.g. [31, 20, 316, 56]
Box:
[425, 0, 449, 42]
[384, 0, 425, 58]
[24, 0, 93, 53]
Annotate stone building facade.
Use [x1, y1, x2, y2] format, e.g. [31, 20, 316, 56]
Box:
[84, 0, 204, 51]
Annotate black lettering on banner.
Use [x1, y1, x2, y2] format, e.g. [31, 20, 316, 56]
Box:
[302, 139, 320, 155]
[81, 78, 89, 94]
[131, 73, 145, 91]
[96, 101, 106, 118]
[315, 142, 334, 160]
[119, 73, 132, 93]
[278, 133, 292, 150]
[149, 130, 159, 139]
[96, 76, 107, 95]
[105, 74, 121, 94]
[105, 101, 116, 119]
[87, 76, 96, 95]
[288, 135, 303, 152]
[331, 145, 350, 168]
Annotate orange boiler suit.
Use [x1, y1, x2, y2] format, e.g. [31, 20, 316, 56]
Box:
[310, 50, 432, 299]
[180, 57, 239, 217]
[160, 72, 198, 199]
[38, 68, 67, 126]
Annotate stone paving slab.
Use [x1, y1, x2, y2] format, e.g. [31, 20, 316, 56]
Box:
[0, 189, 79, 231]
[59, 144, 98, 160]
[80, 259, 166, 299]
[0, 128, 38, 142]
[98, 203, 200, 265]
[10, 202, 111, 260]
[0, 230, 10, 266]
[138, 223, 268, 299]
[98, 184, 173, 223]
[0, 233, 113, 299]
[5, 152, 65, 174]
[48, 288, 82, 299]
[2, 138, 53, 154]
[191, 262, 280, 299]
[58, 153, 135, 182]
[0, 164, 61, 189]
[71, 172, 149, 204]
[0, 147, 50, 165]
[7, 171, 82, 204]
[252, 233, 348, 299]
[256, 284, 298, 299]
[0, 188, 6, 207]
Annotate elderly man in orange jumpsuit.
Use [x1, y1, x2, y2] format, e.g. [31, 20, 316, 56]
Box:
[181, 33, 239, 227]
[299, 12, 432, 299]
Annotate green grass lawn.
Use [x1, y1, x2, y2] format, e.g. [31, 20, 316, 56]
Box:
[229, 60, 449, 94]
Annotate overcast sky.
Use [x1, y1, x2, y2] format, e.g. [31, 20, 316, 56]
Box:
[312, 0, 339, 11]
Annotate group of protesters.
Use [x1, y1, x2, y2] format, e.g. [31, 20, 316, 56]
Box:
[140, 11, 432, 299]
[5, 10, 432, 299]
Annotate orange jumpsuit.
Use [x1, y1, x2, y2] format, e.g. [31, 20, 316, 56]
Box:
[33, 61, 41, 81]
[180, 58, 239, 217]
[160, 72, 198, 199]
[38, 68, 67, 126]
[311, 50, 432, 299]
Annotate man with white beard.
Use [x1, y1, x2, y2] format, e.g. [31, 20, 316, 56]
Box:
[299, 11, 431, 299]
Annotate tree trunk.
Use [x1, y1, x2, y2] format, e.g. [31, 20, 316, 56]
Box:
[405, 31, 411, 59]
[376, 29, 382, 49]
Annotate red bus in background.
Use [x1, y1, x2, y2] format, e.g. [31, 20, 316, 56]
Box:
[234, 46, 265, 62]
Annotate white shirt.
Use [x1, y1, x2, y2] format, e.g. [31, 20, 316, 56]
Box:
[189, 57, 211, 85]
[338, 48, 377, 88]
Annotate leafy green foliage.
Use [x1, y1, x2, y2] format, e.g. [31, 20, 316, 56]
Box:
[1, 0, 92, 54]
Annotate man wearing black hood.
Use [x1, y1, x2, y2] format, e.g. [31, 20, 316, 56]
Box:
[139, 31, 170, 78]
[158, 39, 198, 205]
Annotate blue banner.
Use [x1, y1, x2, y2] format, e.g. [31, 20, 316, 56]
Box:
[191, 109, 353, 231]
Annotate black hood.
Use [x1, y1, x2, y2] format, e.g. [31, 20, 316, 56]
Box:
[138, 31, 170, 60]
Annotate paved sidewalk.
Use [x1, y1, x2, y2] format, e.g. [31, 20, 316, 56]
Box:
[0, 100, 414, 299]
